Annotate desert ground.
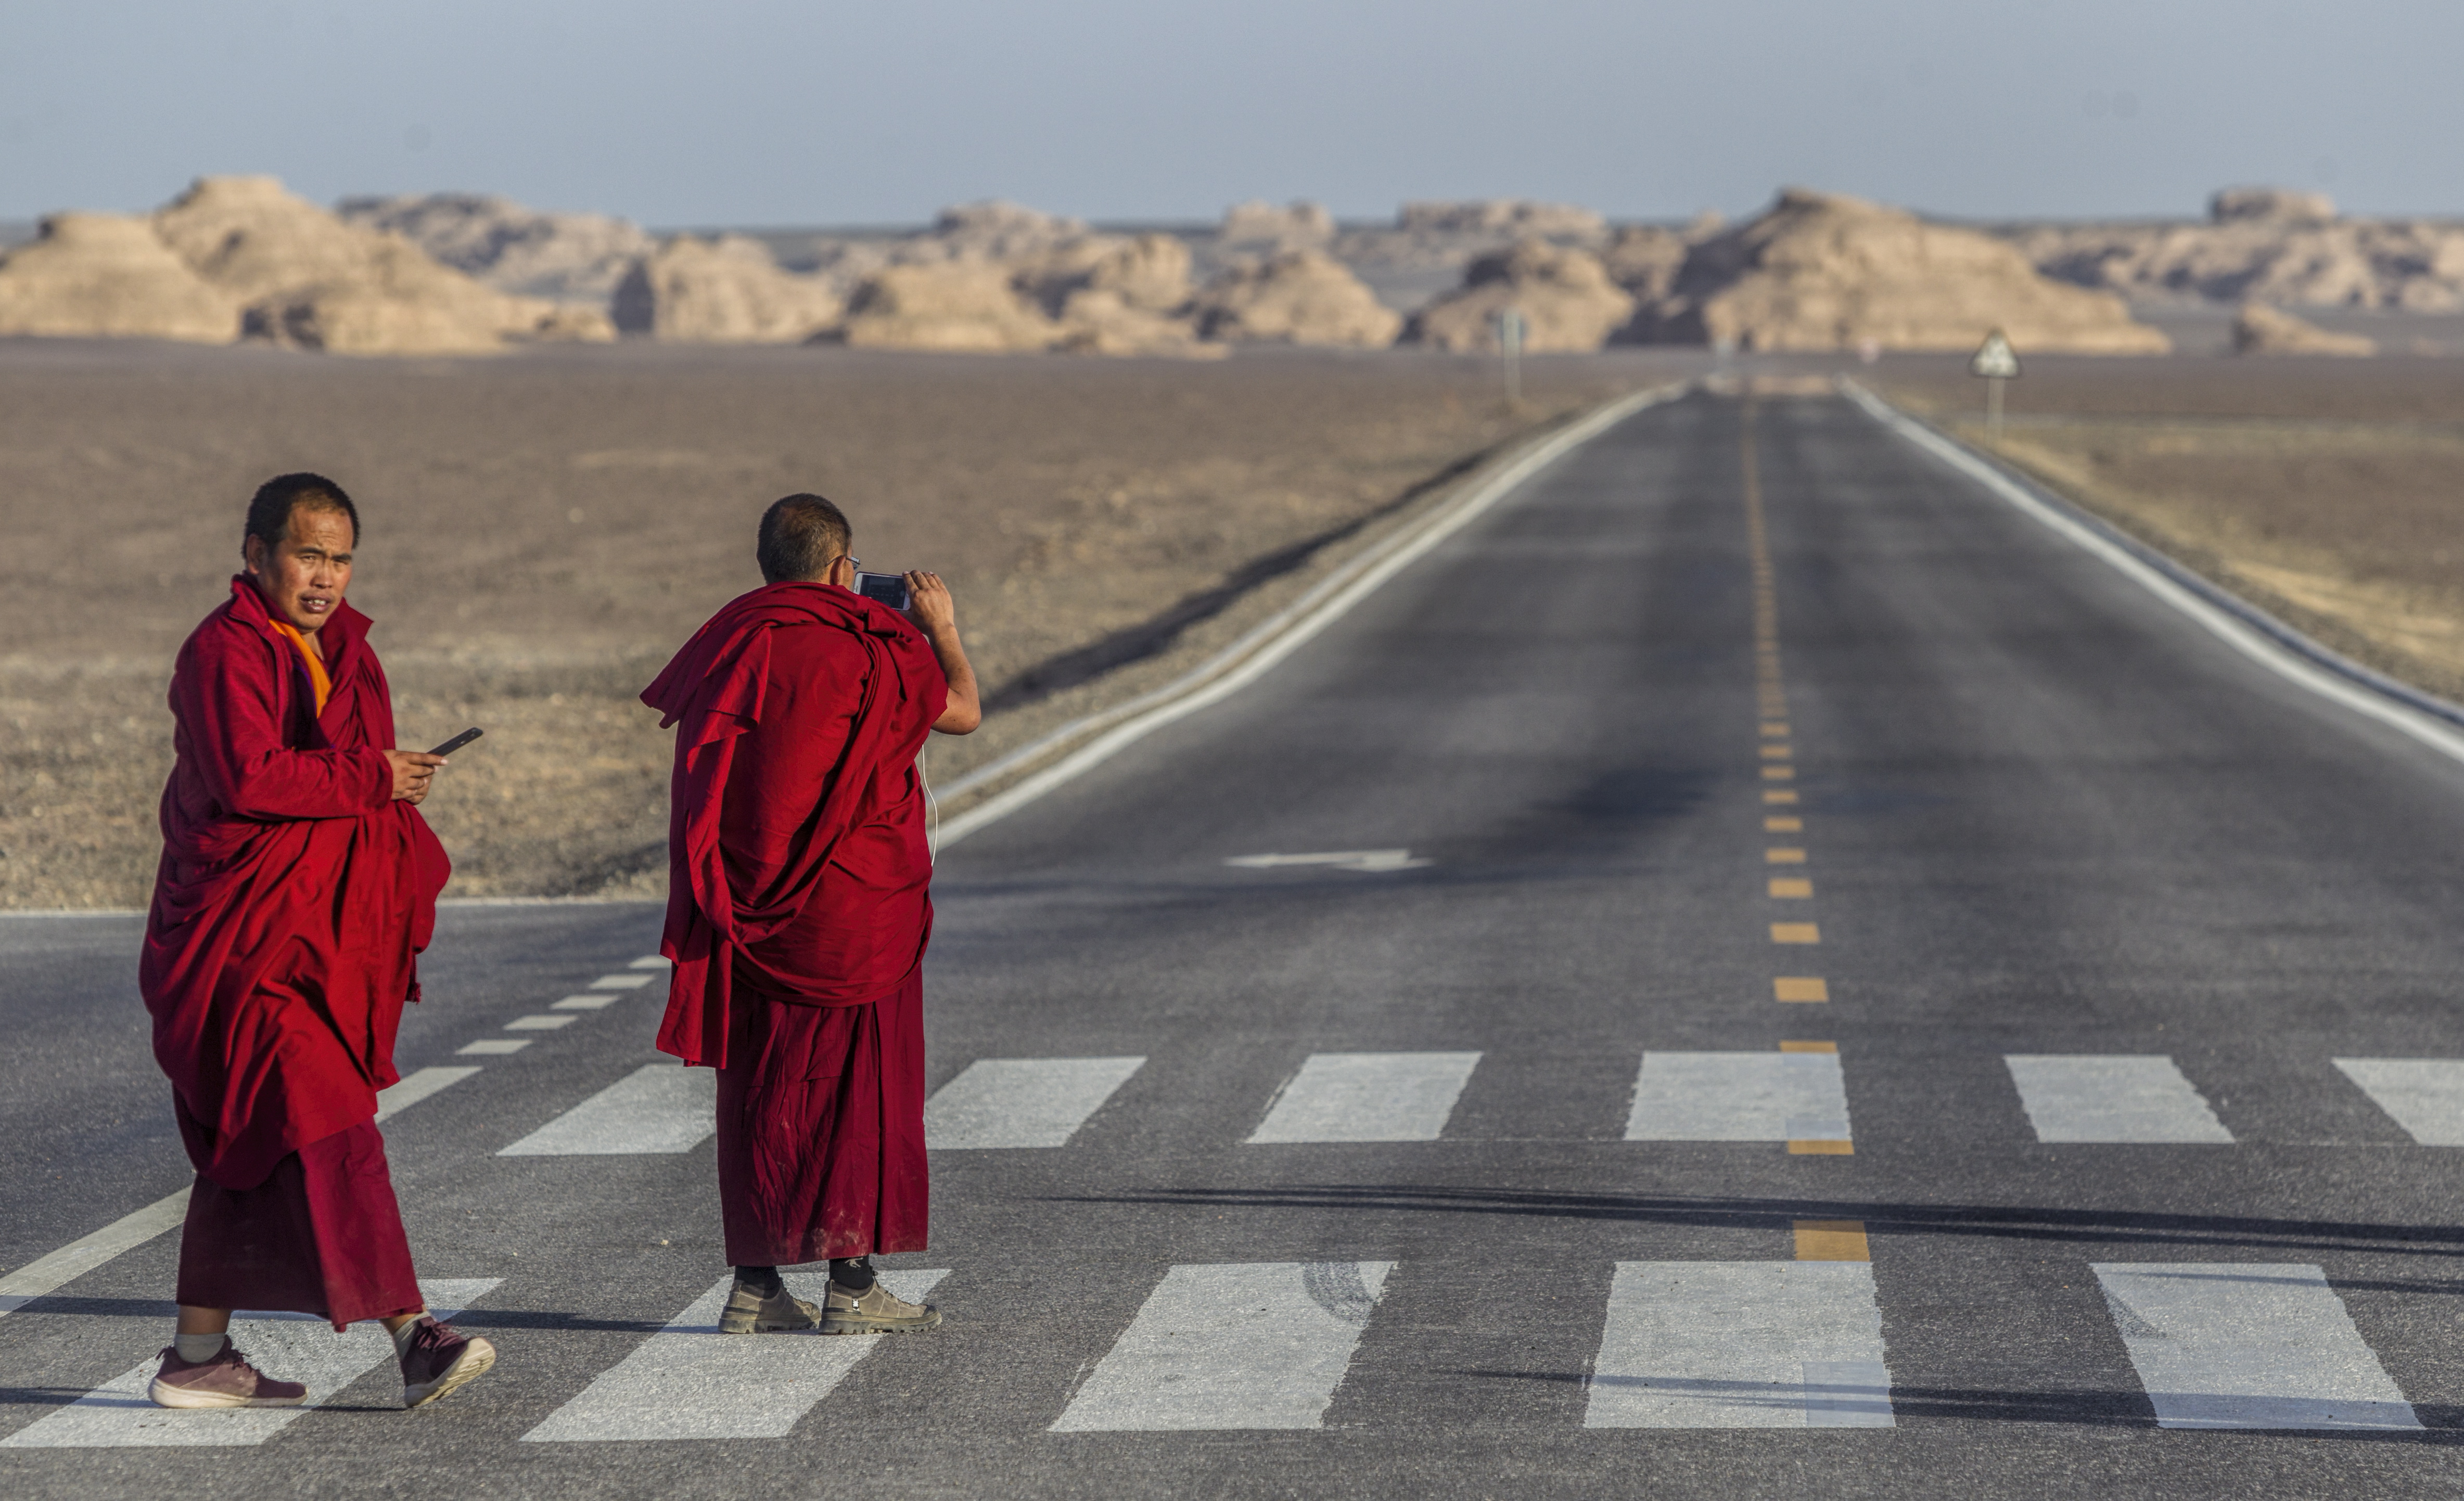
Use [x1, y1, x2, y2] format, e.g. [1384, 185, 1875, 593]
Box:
[0, 339, 1697, 908]
[1879, 355, 2464, 705]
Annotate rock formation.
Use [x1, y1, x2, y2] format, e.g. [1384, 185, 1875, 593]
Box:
[0, 212, 239, 342]
[1192, 251, 1401, 347]
[337, 193, 654, 304]
[1036, 235, 1220, 357]
[1404, 240, 1635, 353]
[2007, 188, 2464, 312]
[2211, 187, 2337, 226]
[1396, 200, 1606, 239]
[611, 235, 844, 342]
[1632, 188, 2168, 353]
[2231, 302, 2376, 356]
[153, 176, 611, 353]
[836, 262, 1062, 352]
[903, 201, 1093, 265]
[1598, 225, 1692, 302]
[1219, 200, 1335, 249]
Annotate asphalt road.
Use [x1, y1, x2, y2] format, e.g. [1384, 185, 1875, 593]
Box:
[7, 388, 2464, 1497]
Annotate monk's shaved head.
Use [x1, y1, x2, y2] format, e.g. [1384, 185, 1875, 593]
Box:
[245, 472, 359, 552]
[758, 493, 852, 584]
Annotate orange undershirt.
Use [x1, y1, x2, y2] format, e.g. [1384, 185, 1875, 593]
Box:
[267, 620, 332, 716]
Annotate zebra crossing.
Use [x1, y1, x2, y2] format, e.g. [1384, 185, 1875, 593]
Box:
[14, 990, 2464, 1448]
[5, 1246, 2433, 1444]
[474, 1046, 2464, 1156]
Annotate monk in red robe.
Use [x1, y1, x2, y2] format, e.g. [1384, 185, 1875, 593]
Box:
[140, 473, 495, 1411]
[643, 493, 979, 1335]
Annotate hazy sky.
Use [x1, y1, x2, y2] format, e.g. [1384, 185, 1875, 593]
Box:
[6, 0, 2460, 227]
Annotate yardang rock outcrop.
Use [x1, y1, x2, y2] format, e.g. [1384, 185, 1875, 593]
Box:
[1634, 188, 2167, 353]
[1405, 240, 1634, 353]
[1193, 251, 1400, 348]
[0, 212, 239, 342]
[612, 236, 844, 343]
[2009, 188, 2464, 313]
[338, 193, 654, 304]
[2232, 303, 2376, 356]
[1218, 200, 1334, 250]
[154, 176, 612, 353]
[837, 262, 1062, 353]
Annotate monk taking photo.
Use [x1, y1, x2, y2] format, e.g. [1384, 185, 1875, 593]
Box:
[643, 493, 980, 1336]
[141, 473, 495, 1411]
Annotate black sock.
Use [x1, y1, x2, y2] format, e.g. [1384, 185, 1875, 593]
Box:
[734, 1264, 782, 1298]
[829, 1256, 875, 1291]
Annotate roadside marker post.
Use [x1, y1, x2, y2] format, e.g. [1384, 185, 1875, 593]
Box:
[1970, 328, 2020, 439]
[1498, 306, 1526, 406]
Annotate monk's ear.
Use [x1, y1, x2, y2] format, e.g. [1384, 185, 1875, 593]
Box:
[242, 534, 265, 576]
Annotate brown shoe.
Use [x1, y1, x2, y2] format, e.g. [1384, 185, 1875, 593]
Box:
[718, 1282, 820, 1335]
[398, 1316, 496, 1409]
[147, 1343, 307, 1409]
[821, 1278, 941, 1335]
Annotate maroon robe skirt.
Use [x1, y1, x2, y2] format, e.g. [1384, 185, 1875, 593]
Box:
[714, 967, 928, 1266]
[174, 1120, 423, 1330]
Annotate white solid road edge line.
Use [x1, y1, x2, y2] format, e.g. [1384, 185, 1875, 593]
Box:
[935, 381, 1692, 849]
[1842, 380, 2464, 769]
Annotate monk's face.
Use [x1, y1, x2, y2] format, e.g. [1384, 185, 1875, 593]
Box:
[243, 506, 355, 635]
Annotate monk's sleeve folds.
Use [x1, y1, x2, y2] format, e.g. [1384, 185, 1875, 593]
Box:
[180, 636, 392, 820]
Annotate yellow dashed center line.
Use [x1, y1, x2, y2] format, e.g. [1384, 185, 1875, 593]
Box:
[1764, 816, 1802, 832]
[1769, 878, 1813, 899]
[1771, 922, 1820, 944]
[1765, 848, 1807, 865]
[1774, 977, 1830, 1003]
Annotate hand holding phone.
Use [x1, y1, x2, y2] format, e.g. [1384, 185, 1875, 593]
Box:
[428, 727, 484, 758]
[853, 571, 911, 611]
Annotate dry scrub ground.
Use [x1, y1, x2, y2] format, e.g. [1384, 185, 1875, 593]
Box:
[1882, 356, 2464, 707]
[0, 339, 1694, 908]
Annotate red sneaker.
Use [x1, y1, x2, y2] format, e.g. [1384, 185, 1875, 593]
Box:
[147, 1343, 308, 1409]
[398, 1316, 496, 1409]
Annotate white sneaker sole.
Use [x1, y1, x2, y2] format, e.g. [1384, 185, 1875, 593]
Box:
[403, 1336, 496, 1410]
[147, 1378, 304, 1409]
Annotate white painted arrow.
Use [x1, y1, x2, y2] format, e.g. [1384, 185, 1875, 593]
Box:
[1224, 850, 1431, 873]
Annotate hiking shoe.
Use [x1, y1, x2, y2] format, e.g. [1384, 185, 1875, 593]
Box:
[821, 1278, 941, 1335]
[398, 1317, 496, 1409]
[718, 1282, 820, 1335]
[148, 1343, 307, 1409]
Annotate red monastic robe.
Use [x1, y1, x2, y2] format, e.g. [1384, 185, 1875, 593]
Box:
[642, 583, 946, 1265]
[142, 579, 446, 1326]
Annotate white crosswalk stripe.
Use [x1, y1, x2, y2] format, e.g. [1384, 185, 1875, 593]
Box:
[2003, 1056, 2234, 1144]
[1585, 1262, 1893, 1428]
[2092, 1263, 2419, 1430]
[590, 973, 656, 990]
[1049, 1262, 1394, 1431]
[1, 1280, 499, 1448]
[923, 1057, 1144, 1149]
[521, 1271, 949, 1442]
[1623, 1051, 1852, 1144]
[1247, 1051, 1480, 1143]
[2331, 1058, 2464, 1144]
[373, 1066, 479, 1122]
[499, 1063, 716, 1156]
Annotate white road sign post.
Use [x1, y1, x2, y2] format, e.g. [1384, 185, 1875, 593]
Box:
[1970, 328, 2020, 439]
[1498, 306, 1526, 406]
